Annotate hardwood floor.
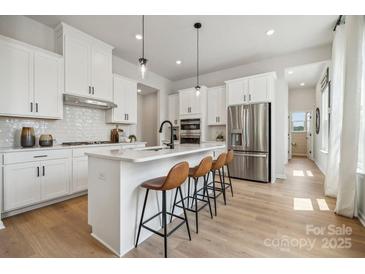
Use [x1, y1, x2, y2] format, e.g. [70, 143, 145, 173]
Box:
[1, 157, 364, 257]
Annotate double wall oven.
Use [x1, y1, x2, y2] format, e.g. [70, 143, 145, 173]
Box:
[180, 118, 201, 144]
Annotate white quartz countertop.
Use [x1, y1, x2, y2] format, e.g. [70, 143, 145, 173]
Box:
[0, 142, 147, 153]
[86, 143, 226, 163]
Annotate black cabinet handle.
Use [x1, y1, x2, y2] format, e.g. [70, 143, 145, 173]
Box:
[92, 86, 95, 95]
[244, 95, 246, 101]
[33, 155, 47, 158]
[88, 86, 91, 94]
[43, 166, 45, 176]
[36, 103, 38, 113]
[249, 94, 251, 101]
[37, 166, 39, 177]
[30, 102, 33, 112]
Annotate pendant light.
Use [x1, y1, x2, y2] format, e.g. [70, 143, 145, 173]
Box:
[194, 22, 202, 96]
[138, 15, 148, 79]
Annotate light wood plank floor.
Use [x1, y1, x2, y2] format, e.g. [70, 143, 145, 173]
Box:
[1, 157, 364, 257]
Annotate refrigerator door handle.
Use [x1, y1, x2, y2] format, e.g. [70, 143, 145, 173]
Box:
[233, 152, 267, 158]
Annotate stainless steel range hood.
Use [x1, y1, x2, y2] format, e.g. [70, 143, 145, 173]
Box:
[63, 94, 117, 110]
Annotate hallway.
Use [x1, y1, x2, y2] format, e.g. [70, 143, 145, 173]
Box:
[0, 157, 364, 257]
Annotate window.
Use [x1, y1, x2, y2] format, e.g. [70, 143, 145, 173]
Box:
[321, 84, 329, 152]
[291, 112, 306, 132]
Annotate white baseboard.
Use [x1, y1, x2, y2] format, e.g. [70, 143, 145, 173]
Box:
[314, 159, 326, 175]
[358, 211, 365, 228]
[0, 220, 4, 230]
[276, 174, 287, 180]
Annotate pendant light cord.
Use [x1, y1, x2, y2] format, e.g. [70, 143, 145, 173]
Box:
[196, 26, 199, 87]
[142, 15, 145, 58]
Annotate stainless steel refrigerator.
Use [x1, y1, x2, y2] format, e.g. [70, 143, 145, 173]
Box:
[227, 103, 271, 183]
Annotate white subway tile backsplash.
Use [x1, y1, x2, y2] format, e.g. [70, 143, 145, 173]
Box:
[0, 105, 131, 148]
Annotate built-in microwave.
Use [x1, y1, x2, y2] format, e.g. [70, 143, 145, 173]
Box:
[180, 119, 201, 144]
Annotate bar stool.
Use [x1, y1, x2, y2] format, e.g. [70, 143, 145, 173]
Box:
[170, 156, 213, 233]
[222, 149, 234, 197]
[135, 161, 191, 258]
[207, 153, 227, 216]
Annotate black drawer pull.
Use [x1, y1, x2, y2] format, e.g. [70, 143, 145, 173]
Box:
[37, 166, 40, 177]
[43, 166, 45, 176]
[33, 155, 48, 158]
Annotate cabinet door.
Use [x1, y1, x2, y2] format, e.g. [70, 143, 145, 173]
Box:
[0, 40, 33, 116]
[91, 45, 112, 101]
[217, 86, 227, 124]
[3, 162, 41, 211]
[207, 88, 219, 125]
[226, 81, 245, 106]
[248, 76, 268, 103]
[40, 158, 70, 201]
[34, 52, 63, 118]
[72, 156, 88, 193]
[64, 35, 91, 96]
[125, 80, 137, 124]
[112, 75, 127, 123]
[190, 90, 201, 114]
[179, 91, 191, 115]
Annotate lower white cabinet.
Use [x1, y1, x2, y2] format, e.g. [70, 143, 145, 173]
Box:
[3, 151, 71, 212]
[72, 156, 88, 193]
[3, 162, 41, 211]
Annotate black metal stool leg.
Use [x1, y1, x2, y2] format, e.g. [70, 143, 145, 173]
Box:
[187, 177, 191, 208]
[219, 168, 227, 205]
[162, 190, 167, 258]
[204, 175, 213, 219]
[227, 165, 233, 197]
[212, 170, 217, 216]
[178, 186, 191, 241]
[135, 189, 149, 248]
[170, 188, 179, 223]
[194, 177, 198, 233]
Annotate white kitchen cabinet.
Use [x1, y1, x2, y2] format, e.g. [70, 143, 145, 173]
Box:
[72, 156, 88, 193]
[207, 86, 226, 125]
[3, 162, 41, 211]
[106, 74, 137, 124]
[40, 158, 71, 201]
[225, 72, 276, 106]
[56, 23, 113, 101]
[34, 51, 63, 118]
[168, 94, 179, 126]
[0, 35, 63, 119]
[179, 87, 204, 116]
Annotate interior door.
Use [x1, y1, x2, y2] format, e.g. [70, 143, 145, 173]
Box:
[3, 162, 41, 211]
[40, 158, 70, 201]
[248, 76, 268, 103]
[0, 40, 33, 116]
[91, 45, 112, 101]
[64, 35, 91, 96]
[288, 113, 292, 160]
[33, 52, 63, 118]
[306, 111, 314, 160]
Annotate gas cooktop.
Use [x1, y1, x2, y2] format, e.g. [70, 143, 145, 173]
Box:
[62, 141, 113, 146]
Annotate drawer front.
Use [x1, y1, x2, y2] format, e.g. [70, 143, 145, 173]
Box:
[3, 149, 72, 165]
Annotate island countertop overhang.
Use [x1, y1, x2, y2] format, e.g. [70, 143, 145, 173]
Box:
[86, 143, 226, 163]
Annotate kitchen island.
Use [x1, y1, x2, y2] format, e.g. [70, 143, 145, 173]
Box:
[86, 143, 225, 257]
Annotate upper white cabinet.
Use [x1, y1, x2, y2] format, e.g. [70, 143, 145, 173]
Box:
[168, 94, 179, 126]
[207, 86, 226, 126]
[179, 87, 206, 116]
[225, 72, 276, 106]
[0, 35, 63, 119]
[106, 74, 137, 124]
[56, 23, 113, 102]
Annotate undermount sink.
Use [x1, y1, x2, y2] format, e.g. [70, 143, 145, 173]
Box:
[135, 146, 170, 152]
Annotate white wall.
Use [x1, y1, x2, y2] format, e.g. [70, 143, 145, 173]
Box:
[289, 88, 316, 112]
[137, 93, 158, 146]
[313, 65, 330, 175]
[171, 46, 331, 179]
[0, 15, 172, 145]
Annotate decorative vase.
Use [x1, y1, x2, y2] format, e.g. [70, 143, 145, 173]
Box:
[39, 134, 54, 147]
[20, 127, 35, 148]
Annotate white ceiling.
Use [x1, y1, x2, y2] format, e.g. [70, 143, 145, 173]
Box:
[28, 15, 337, 81]
[285, 61, 329, 89]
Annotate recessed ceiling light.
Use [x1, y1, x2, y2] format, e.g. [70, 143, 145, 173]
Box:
[288, 70, 294, 75]
[300, 82, 305, 86]
[137, 89, 141, 93]
[135, 34, 143, 40]
[176, 60, 182, 65]
[266, 29, 275, 36]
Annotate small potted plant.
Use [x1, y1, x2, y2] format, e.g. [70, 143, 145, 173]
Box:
[216, 132, 224, 142]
